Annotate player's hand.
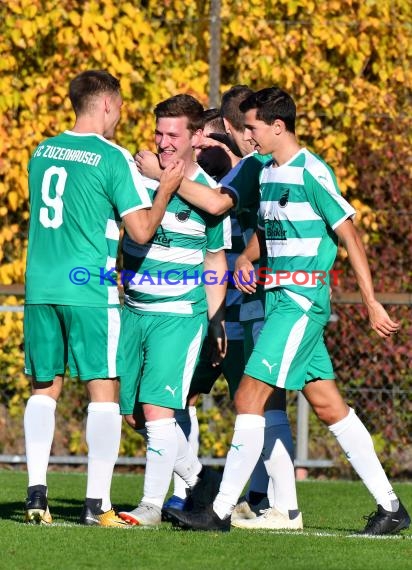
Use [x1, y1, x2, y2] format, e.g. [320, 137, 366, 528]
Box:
[234, 254, 257, 294]
[135, 150, 162, 180]
[207, 319, 227, 367]
[367, 300, 401, 338]
[201, 136, 231, 154]
[158, 159, 185, 195]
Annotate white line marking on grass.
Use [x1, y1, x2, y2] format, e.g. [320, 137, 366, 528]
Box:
[260, 530, 412, 540]
[347, 533, 412, 540]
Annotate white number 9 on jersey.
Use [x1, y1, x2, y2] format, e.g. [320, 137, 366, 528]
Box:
[39, 166, 67, 229]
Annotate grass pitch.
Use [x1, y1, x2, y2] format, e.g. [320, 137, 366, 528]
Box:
[0, 470, 411, 570]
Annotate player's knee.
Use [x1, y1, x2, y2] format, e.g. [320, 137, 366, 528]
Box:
[311, 402, 349, 426]
[233, 388, 248, 413]
[234, 379, 269, 415]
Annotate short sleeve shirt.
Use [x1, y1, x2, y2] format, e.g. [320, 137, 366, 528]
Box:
[25, 131, 152, 307]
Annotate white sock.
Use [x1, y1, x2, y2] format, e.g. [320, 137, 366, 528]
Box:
[24, 395, 56, 488]
[142, 418, 178, 508]
[86, 402, 121, 512]
[329, 407, 398, 511]
[213, 414, 265, 519]
[262, 410, 298, 514]
[173, 406, 200, 498]
[174, 421, 202, 489]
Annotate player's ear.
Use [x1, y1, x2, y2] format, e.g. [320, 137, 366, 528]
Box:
[191, 129, 203, 148]
[103, 95, 111, 114]
[223, 117, 231, 134]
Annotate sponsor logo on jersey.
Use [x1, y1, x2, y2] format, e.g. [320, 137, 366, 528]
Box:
[264, 218, 287, 240]
[151, 225, 172, 247]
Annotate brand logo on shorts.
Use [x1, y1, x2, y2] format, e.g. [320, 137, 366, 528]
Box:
[230, 443, 244, 451]
[262, 359, 278, 374]
[165, 385, 178, 397]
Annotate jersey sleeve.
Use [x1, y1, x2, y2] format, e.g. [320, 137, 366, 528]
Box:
[303, 167, 356, 230]
[205, 213, 232, 252]
[109, 147, 152, 216]
[220, 154, 266, 212]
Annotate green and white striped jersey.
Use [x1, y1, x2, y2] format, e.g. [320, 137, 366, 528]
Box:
[220, 152, 272, 325]
[257, 147, 355, 324]
[25, 131, 151, 307]
[122, 165, 231, 316]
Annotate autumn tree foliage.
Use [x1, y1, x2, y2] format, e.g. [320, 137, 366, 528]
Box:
[0, 0, 410, 463]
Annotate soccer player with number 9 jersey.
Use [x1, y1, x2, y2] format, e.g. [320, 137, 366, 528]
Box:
[23, 70, 184, 527]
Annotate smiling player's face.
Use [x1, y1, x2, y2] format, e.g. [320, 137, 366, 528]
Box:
[155, 116, 196, 168]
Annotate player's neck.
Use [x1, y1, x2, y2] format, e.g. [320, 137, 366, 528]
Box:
[184, 161, 199, 178]
[230, 155, 242, 168]
[71, 117, 105, 136]
[271, 139, 301, 166]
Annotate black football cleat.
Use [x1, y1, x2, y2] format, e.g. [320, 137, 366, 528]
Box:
[184, 466, 222, 513]
[25, 487, 52, 525]
[167, 504, 231, 532]
[360, 501, 410, 535]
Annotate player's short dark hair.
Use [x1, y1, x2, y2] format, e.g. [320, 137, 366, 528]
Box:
[154, 94, 204, 133]
[202, 108, 241, 157]
[239, 87, 296, 133]
[202, 108, 226, 133]
[69, 70, 120, 115]
[221, 85, 253, 131]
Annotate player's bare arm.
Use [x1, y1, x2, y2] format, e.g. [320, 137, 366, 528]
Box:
[178, 178, 235, 216]
[123, 159, 184, 244]
[335, 218, 400, 338]
[233, 230, 263, 294]
[136, 149, 234, 216]
[204, 249, 228, 366]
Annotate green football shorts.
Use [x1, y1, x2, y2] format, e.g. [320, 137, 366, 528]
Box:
[24, 304, 123, 381]
[245, 289, 335, 390]
[119, 306, 207, 413]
